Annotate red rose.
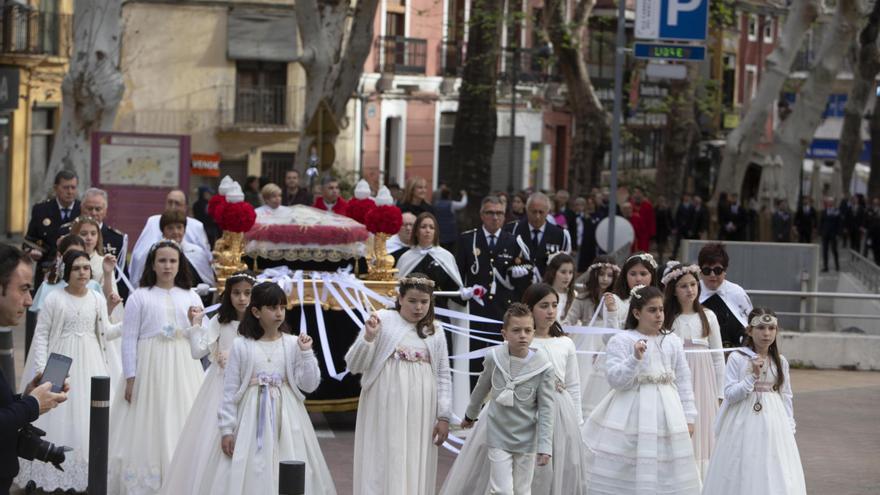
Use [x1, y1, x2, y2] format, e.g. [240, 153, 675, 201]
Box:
[219, 201, 256, 233]
[345, 198, 376, 225]
[207, 194, 227, 222]
[364, 205, 403, 235]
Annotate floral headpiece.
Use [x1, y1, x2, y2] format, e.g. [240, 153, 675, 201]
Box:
[661, 262, 701, 286]
[399, 276, 435, 288]
[630, 284, 647, 300]
[149, 238, 181, 253]
[749, 314, 778, 327]
[70, 215, 99, 228]
[228, 272, 258, 284]
[626, 252, 658, 270]
[585, 261, 620, 279]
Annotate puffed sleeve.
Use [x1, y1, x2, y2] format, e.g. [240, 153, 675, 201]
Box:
[723, 352, 757, 405]
[121, 290, 144, 379]
[432, 325, 452, 421]
[218, 338, 245, 436]
[189, 315, 220, 360]
[705, 310, 726, 400]
[672, 337, 698, 424]
[780, 356, 796, 434]
[604, 334, 641, 391]
[563, 338, 583, 424]
[293, 346, 321, 394]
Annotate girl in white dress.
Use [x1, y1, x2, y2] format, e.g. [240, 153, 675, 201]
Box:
[583, 285, 700, 495]
[543, 253, 576, 321]
[565, 256, 618, 419]
[580, 252, 658, 419]
[217, 282, 336, 495]
[524, 283, 589, 495]
[662, 262, 724, 479]
[702, 308, 806, 495]
[14, 250, 123, 492]
[108, 239, 206, 495]
[160, 271, 256, 495]
[346, 274, 452, 495]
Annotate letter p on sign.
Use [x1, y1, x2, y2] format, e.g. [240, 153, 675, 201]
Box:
[667, 0, 701, 25]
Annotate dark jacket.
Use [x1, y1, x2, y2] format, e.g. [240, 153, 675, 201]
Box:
[504, 220, 570, 278]
[434, 199, 460, 246]
[283, 187, 313, 207]
[819, 208, 842, 238]
[25, 199, 81, 287]
[456, 228, 524, 320]
[795, 206, 818, 238]
[772, 210, 793, 242]
[0, 369, 40, 484]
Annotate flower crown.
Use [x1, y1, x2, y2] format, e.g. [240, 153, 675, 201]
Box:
[630, 284, 647, 300]
[70, 215, 99, 228]
[660, 263, 701, 286]
[749, 314, 778, 327]
[626, 252, 658, 270]
[399, 276, 435, 288]
[585, 262, 620, 279]
[149, 238, 181, 253]
[228, 272, 258, 284]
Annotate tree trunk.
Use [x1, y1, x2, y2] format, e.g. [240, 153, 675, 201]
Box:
[869, 93, 880, 199]
[713, 0, 820, 204]
[545, 0, 610, 197]
[294, 0, 381, 172]
[657, 63, 700, 202]
[41, 0, 124, 201]
[775, 0, 861, 208]
[449, 0, 505, 226]
[837, 0, 880, 195]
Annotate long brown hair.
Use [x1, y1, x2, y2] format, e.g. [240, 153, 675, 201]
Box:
[742, 307, 785, 391]
[521, 283, 565, 337]
[396, 273, 436, 338]
[613, 252, 658, 300]
[411, 212, 440, 247]
[543, 253, 575, 317]
[663, 264, 711, 337]
[401, 177, 429, 206]
[624, 285, 667, 332]
[576, 255, 618, 305]
[70, 216, 104, 255]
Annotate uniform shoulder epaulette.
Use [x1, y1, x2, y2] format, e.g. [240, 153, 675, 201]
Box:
[59, 221, 72, 230]
[108, 227, 124, 236]
[462, 228, 477, 234]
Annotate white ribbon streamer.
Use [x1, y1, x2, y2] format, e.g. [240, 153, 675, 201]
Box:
[310, 273, 348, 381]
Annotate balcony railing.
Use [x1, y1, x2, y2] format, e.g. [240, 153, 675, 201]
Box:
[375, 36, 427, 74]
[438, 40, 466, 77]
[0, 6, 70, 56]
[218, 85, 302, 130]
[500, 46, 561, 84]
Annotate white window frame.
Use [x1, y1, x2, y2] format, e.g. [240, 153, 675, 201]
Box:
[763, 16, 774, 43]
[747, 14, 758, 42]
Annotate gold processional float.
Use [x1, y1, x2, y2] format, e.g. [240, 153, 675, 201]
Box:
[208, 177, 405, 411]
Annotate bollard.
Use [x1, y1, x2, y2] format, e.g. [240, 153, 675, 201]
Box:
[279, 460, 305, 495]
[0, 327, 14, 386]
[88, 376, 111, 495]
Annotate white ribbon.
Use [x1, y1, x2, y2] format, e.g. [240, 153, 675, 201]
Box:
[310, 272, 347, 381]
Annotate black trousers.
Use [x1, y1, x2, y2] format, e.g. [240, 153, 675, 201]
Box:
[822, 234, 839, 270]
[0, 476, 12, 495]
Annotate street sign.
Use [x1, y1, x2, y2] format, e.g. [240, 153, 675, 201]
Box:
[645, 63, 688, 80]
[635, 0, 709, 42]
[634, 42, 706, 61]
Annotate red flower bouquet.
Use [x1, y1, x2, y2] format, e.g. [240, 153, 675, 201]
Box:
[364, 205, 403, 235]
[345, 198, 376, 225]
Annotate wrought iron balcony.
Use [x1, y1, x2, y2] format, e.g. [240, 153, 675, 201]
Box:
[0, 5, 70, 56]
[218, 85, 302, 131]
[500, 46, 560, 84]
[375, 36, 428, 75]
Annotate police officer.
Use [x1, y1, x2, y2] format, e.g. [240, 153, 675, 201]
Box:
[457, 196, 532, 387]
[22, 170, 80, 355]
[505, 191, 571, 283]
[60, 187, 129, 298]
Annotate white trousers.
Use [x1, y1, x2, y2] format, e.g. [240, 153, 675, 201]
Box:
[488, 447, 536, 495]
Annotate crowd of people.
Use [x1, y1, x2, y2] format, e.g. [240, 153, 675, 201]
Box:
[0, 169, 813, 495]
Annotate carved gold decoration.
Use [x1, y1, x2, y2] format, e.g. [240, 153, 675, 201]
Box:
[363, 233, 398, 281]
[212, 231, 247, 293]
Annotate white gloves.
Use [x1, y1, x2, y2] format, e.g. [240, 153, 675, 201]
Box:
[510, 265, 530, 279]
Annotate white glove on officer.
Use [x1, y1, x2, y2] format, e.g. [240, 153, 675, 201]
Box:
[459, 287, 475, 300]
[510, 265, 530, 279]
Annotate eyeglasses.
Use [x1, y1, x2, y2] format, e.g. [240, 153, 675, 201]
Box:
[700, 266, 725, 276]
[481, 211, 505, 217]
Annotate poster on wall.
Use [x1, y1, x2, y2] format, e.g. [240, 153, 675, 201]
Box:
[91, 132, 191, 250]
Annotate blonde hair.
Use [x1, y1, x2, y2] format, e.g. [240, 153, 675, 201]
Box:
[402, 177, 429, 205]
[70, 216, 104, 255]
[260, 183, 282, 202]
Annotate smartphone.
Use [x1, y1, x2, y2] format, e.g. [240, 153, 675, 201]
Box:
[40, 353, 72, 393]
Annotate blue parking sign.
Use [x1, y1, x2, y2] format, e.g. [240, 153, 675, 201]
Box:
[635, 0, 709, 42]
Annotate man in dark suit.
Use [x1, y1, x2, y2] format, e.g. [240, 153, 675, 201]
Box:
[504, 192, 571, 284]
[0, 245, 68, 493]
[457, 196, 531, 386]
[22, 170, 80, 356]
[283, 169, 313, 206]
[819, 197, 842, 272]
[673, 193, 696, 256]
[693, 195, 709, 239]
[571, 197, 599, 273]
[772, 199, 793, 242]
[795, 196, 818, 243]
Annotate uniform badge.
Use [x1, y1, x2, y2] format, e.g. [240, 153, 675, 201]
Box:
[474, 248, 481, 257]
[42, 218, 51, 226]
[105, 244, 117, 255]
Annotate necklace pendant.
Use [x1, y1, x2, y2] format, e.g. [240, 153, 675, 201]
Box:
[753, 402, 763, 412]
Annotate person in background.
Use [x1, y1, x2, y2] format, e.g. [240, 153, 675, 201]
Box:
[629, 187, 656, 252]
[552, 190, 575, 230]
[283, 169, 314, 206]
[509, 192, 527, 223]
[693, 195, 709, 240]
[398, 177, 435, 217]
[698, 243, 753, 348]
[795, 196, 818, 243]
[722, 193, 748, 242]
[192, 186, 220, 249]
[312, 176, 348, 216]
[867, 197, 880, 264]
[572, 197, 599, 273]
[388, 183, 403, 204]
[772, 199, 793, 243]
[654, 195, 673, 265]
[434, 186, 467, 254]
[840, 193, 866, 251]
[505, 192, 572, 281]
[819, 197, 841, 272]
[255, 183, 286, 216]
[673, 193, 696, 258]
[387, 212, 417, 265]
[131, 189, 211, 259]
[244, 176, 261, 208]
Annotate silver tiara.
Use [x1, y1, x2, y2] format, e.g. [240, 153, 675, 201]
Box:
[749, 314, 778, 327]
[149, 238, 181, 253]
[228, 272, 257, 283]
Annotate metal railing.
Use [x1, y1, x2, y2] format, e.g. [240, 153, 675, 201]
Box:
[499, 46, 560, 84]
[846, 249, 880, 293]
[218, 85, 302, 129]
[0, 6, 70, 56]
[375, 36, 428, 74]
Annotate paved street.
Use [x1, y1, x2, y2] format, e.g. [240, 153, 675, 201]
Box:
[10, 324, 880, 494]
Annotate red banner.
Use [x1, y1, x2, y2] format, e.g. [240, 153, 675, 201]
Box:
[191, 153, 221, 177]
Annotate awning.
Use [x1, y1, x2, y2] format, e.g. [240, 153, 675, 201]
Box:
[227, 7, 298, 62]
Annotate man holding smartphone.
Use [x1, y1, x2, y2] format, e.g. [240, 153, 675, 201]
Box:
[0, 245, 69, 494]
